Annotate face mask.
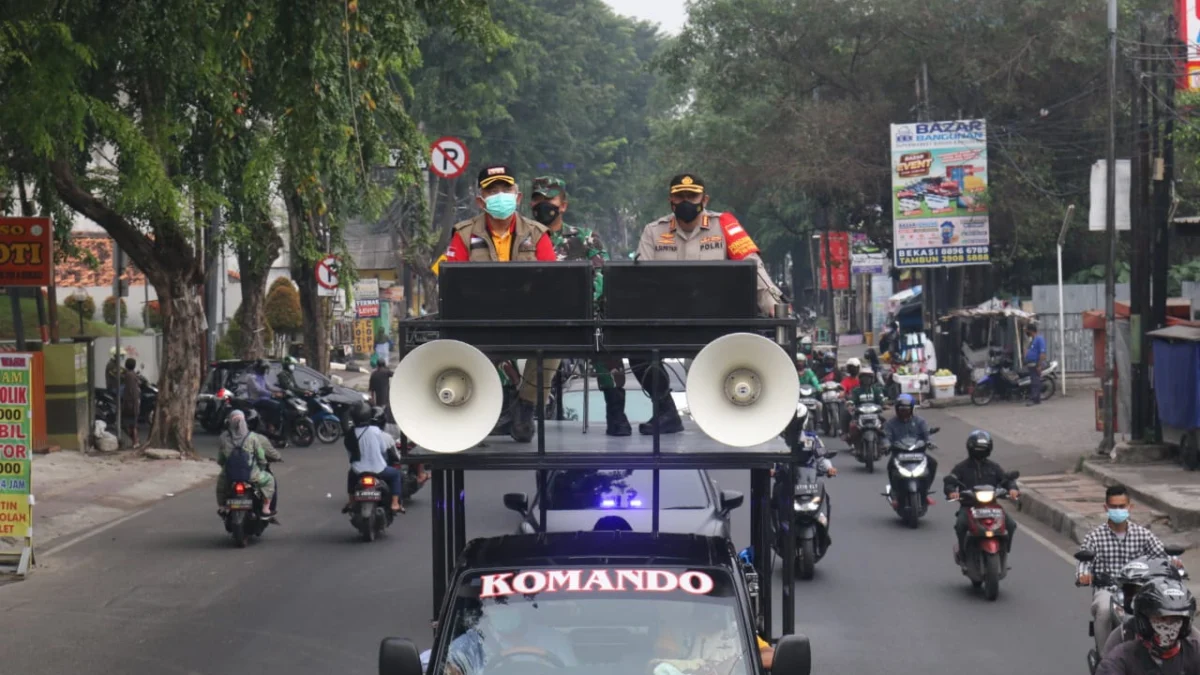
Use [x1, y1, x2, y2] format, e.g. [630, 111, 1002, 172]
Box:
[1108, 508, 1130, 524]
[484, 193, 518, 220]
[968, 449, 989, 461]
[672, 200, 703, 223]
[531, 202, 560, 226]
[1151, 616, 1184, 647]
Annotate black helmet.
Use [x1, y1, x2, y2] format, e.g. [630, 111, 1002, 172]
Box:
[244, 408, 262, 432]
[254, 358, 270, 373]
[1120, 557, 1179, 613]
[350, 401, 374, 427]
[895, 393, 915, 420]
[1132, 577, 1196, 656]
[966, 430, 993, 461]
[370, 405, 387, 429]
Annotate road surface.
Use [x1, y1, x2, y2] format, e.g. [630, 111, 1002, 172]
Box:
[0, 408, 1089, 674]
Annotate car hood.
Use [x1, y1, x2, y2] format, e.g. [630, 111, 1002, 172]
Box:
[541, 508, 720, 535]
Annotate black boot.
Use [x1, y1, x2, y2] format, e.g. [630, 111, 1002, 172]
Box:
[603, 388, 632, 437]
[510, 399, 535, 443]
[638, 395, 684, 435]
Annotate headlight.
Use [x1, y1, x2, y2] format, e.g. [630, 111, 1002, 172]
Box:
[362, 393, 370, 401]
[974, 489, 995, 503]
[897, 459, 928, 478]
[291, 400, 308, 412]
[794, 497, 821, 512]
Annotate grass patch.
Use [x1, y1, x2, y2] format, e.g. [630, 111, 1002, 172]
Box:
[0, 296, 142, 339]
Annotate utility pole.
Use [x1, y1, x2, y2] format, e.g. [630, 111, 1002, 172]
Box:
[1150, 17, 1179, 441]
[113, 244, 124, 448]
[1100, 0, 1119, 453]
[1129, 30, 1149, 442]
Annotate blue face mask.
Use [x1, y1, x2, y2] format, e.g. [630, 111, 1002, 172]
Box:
[484, 193, 518, 220]
[1108, 508, 1130, 524]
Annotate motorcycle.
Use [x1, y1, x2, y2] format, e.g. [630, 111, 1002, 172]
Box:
[224, 391, 316, 449]
[819, 382, 844, 437]
[1075, 547, 1188, 673]
[971, 351, 1060, 406]
[850, 401, 884, 472]
[94, 372, 158, 430]
[302, 386, 343, 444]
[949, 472, 1019, 601]
[219, 465, 278, 548]
[349, 471, 398, 542]
[773, 449, 838, 581]
[798, 384, 821, 431]
[881, 429, 940, 528]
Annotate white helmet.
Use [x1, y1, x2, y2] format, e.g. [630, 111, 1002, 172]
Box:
[847, 357, 861, 368]
[800, 336, 812, 346]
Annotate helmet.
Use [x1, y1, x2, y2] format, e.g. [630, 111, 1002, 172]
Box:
[254, 358, 270, 374]
[895, 394, 915, 420]
[283, 356, 297, 371]
[800, 336, 812, 347]
[350, 401, 374, 427]
[847, 358, 861, 368]
[1132, 577, 1196, 657]
[796, 353, 808, 366]
[823, 352, 837, 367]
[370, 405, 387, 429]
[244, 409, 262, 432]
[858, 367, 875, 384]
[1119, 557, 1178, 613]
[966, 430, 993, 461]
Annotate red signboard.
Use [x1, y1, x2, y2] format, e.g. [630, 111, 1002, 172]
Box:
[818, 231, 851, 290]
[0, 218, 52, 287]
[355, 299, 380, 318]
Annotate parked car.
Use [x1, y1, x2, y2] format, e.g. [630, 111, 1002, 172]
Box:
[502, 468, 743, 537]
[196, 359, 368, 433]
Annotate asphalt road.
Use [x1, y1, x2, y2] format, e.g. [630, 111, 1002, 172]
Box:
[0, 408, 1090, 674]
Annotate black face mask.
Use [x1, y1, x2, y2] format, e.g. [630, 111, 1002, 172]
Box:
[532, 202, 560, 226]
[968, 448, 990, 461]
[672, 200, 703, 223]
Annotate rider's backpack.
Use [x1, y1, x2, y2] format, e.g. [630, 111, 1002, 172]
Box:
[226, 442, 254, 483]
[343, 426, 363, 463]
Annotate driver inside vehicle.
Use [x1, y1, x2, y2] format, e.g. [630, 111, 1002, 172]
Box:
[444, 600, 578, 675]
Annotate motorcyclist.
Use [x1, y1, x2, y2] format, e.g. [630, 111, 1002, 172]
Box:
[839, 358, 862, 395]
[819, 351, 841, 383]
[797, 354, 821, 389]
[275, 355, 307, 397]
[845, 367, 887, 444]
[1097, 577, 1200, 674]
[1103, 557, 1197, 655]
[343, 401, 403, 515]
[215, 410, 281, 518]
[944, 430, 1018, 557]
[884, 394, 939, 499]
[245, 359, 284, 433]
[879, 321, 902, 361]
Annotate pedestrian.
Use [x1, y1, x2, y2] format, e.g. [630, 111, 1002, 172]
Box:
[120, 358, 141, 446]
[1024, 322, 1046, 406]
[369, 356, 396, 426]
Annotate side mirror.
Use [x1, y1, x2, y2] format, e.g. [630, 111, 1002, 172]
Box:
[720, 490, 744, 512]
[379, 638, 423, 675]
[929, 427, 941, 435]
[772, 634, 812, 675]
[503, 492, 529, 514]
[1007, 471, 1021, 481]
[1166, 545, 1187, 557]
[320, 385, 334, 395]
[1075, 550, 1096, 563]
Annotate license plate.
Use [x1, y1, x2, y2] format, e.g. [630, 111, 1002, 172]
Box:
[795, 483, 820, 494]
[972, 507, 1003, 519]
[822, 392, 841, 402]
[897, 453, 925, 462]
[354, 490, 382, 501]
[226, 498, 252, 510]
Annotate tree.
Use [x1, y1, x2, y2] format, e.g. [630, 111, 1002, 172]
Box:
[265, 277, 302, 335]
[102, 296, 127, 326]
[64, 294, 96, 322]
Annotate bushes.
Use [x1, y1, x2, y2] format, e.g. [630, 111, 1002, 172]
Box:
[265, 277, 302, 334]
[64, 294, 96, 321]
[142, 300, 163, 329]
[218, 302, 274, 359]
[102, 296, 127, 325]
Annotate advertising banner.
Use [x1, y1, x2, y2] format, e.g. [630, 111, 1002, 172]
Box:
[0, 218, 53, 287]
[850, 233, 888, 275]
[818, 232, 851, 290]
[1180, 0, 1200, 90]
[0, 354, 33, 543]
[355, 299, 381, 319]
[890, 120, 991, 268]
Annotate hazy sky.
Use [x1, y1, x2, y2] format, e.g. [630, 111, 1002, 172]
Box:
[602, 0, 687, 34]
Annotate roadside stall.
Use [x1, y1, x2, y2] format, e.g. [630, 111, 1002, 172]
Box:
[1148, 324, 1200, 469]
[939, 301, 1036, 399]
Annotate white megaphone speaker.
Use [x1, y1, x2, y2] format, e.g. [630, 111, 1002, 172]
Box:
[390, 340, 503, 453]
[686, 333, 801, 447]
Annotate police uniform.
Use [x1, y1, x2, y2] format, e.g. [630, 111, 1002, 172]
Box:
[630, 173, 785, 435]
[532, 176, 631, 436]
[442, 164, 560, 443]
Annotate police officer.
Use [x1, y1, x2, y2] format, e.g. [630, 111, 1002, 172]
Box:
[631, 173, 785, 435]
[443, 164, 559, 443]
[530, 176, 631, 436]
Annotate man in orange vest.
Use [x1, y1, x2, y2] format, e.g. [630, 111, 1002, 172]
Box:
[443, 164, 559, 442]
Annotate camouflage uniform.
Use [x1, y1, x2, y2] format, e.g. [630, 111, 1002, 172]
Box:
[533, 176, 630, 436]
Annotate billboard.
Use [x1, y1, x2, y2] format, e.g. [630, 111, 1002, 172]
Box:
[850, 233, 888, 275]
[890, 120, 991, 268]
[1180, 0, 1200, 90]
[817, 232, 851, 290]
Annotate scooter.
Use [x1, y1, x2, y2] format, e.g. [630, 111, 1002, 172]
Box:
[348, 472, 398, 542]
[223, 391, 316, 448]
[219, 465, 278, 548]
[773, 448, 838, 581]
[302, 386, 343, 444]
[798, 384, 821, 431]
[971, 351, 1060, 406]
[949, 472, 1019, 601]
[94, 372, 158, 430]
[819, 382, 843, 437]
[882, 428, 940, 528]
[850, 402, 885, 473]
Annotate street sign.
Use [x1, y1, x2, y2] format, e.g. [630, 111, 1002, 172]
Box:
[430, 136, 469, 180]
[315, 255, 340, 297]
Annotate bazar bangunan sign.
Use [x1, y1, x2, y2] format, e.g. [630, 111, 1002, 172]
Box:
[890, 120, 991, 268]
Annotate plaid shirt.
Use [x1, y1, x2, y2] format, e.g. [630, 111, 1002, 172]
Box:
[1077, 522, 1166, 589]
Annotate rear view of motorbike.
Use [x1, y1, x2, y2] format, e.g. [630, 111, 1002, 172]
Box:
[819, 382, 843, 437]
[852, 402, 884, 472]
[349, 474, 396, 542]
[782, 468, 835, 581]
[222, 479, 272, 548]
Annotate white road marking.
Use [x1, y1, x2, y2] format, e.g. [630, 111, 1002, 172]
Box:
[1013, 510, 1078, 566]
[41, 506, 154, 558]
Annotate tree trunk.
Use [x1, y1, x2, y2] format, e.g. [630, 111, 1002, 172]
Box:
[149, 278, 205, 452]
[236, 261, 269, 358]
[284, 192, 330, 374]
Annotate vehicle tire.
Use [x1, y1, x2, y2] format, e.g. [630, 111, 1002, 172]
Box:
[864, 439, 876, 474]
[1182, 432, 1200, 471]
[290, 419, 316, 447]
[1041, 376, 1057, 401]
[360, 503, 376, 542]
[230, 513, 247, 548]
[971, 382, 994, 406]
[316, 419, 342, 444]
[796, 539, 816, 581]
[984, 554, 1001, 601]
[904, 492, 921, 529]
[145, 407, 156, 431]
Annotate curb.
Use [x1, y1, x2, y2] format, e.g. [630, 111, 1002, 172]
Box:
[925, 396, 972, 409]
[1015, 479, 1093, 545]
[1081, 461, 1200, 531]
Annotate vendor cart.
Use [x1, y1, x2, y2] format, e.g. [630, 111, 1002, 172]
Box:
[939, 301, 1039, 395]
[1148, 325, 1200, 469]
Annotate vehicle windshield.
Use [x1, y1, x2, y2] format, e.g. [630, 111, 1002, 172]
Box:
[437, 567, 752, 675]
[561, 391, 654, 423]
[542, 470, 709, 510]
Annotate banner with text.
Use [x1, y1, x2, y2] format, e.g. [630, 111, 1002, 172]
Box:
[818, 232, 851, 290]
[890, 119, 991, 268]
[0, 354, 33, 544]
[850, 233, 888, 275]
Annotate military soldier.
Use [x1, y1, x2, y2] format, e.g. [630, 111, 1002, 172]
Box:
[631, 173, 785, 435]
[530, 175, 631, 436]
[443, 164, 559, 443]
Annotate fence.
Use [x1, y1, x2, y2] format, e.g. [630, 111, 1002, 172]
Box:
[1031, 283, 1129, 373]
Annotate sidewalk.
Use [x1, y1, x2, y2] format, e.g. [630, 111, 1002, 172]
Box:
[15, 450, 219, 553]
